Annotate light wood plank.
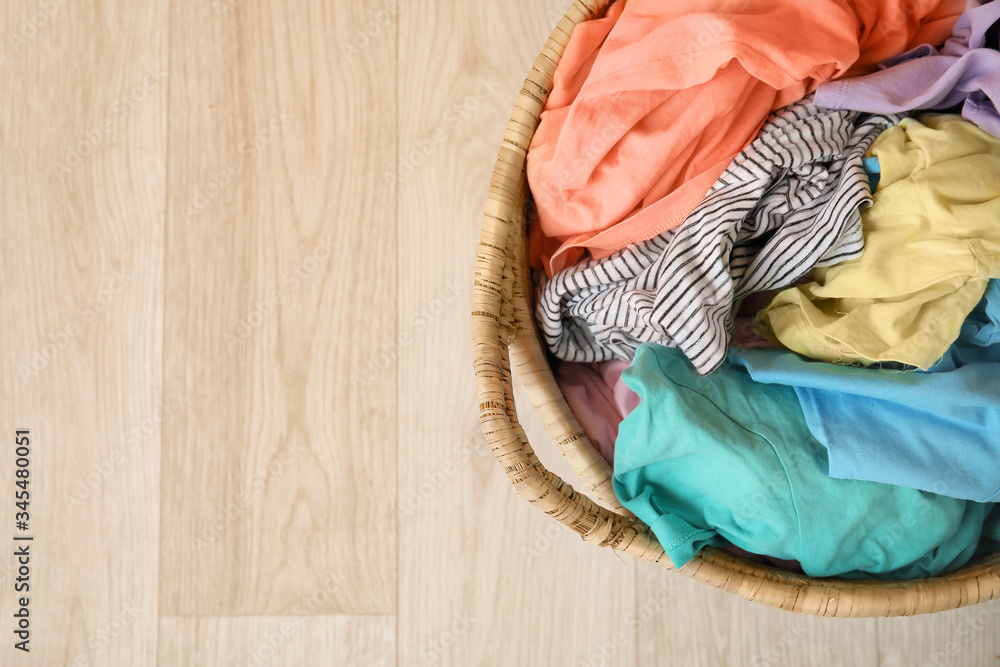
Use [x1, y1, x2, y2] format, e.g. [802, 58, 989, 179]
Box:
[878, 601, 1000, 667]
[159, 0, 397, 616]
[636, 564, 878, 667]
[396, 2, 636, 666]
[3, 1, 1000, 665]
[159, 616, 395, 667]
[0, 0, 167, 664]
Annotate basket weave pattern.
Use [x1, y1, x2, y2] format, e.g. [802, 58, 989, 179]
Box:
[472, 0, 1000, 617]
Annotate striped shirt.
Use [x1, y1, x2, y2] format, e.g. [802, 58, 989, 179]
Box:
[536, 99, 905, 375]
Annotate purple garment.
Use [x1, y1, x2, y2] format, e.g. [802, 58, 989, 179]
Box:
[815, 0, 1000, 137]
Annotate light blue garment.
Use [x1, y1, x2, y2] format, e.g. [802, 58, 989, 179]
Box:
[862, 156, 881, 191]
[730, 281, 1000, 502]
[612, 344, 997, 578]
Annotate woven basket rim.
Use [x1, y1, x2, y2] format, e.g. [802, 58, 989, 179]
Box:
[471, 0, 1000, 617]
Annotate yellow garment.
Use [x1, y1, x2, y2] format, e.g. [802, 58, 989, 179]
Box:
[755, 115, 1000, 369]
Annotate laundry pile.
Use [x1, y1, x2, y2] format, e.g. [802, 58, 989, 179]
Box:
[530, 0, 1000, 578]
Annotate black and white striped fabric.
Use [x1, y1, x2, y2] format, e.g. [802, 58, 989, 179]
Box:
[536, 99, 906, 375]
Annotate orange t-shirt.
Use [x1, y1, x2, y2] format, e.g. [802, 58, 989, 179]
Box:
[527, 0, 965, 276]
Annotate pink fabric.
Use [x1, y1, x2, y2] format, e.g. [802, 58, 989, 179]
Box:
[732, 291, 778, 349]
[556, 359, 638, 465]
[723, 545, 804, 573]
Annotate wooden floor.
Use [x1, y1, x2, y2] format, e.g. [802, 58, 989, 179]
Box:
[2, 0, 999, 665]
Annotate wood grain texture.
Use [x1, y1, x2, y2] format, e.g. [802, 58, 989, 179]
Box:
[637, 563, 879, 667]
[877, 602, 1000, 667]
[0, 0, 167, 665]
[396, 2, 636, 666]
[159, 0, 397, 616]
[158, 616, 395, 667]
[1, 0, 999, 664]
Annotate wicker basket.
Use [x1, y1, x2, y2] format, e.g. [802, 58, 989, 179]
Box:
[472, 0, 1000, 617]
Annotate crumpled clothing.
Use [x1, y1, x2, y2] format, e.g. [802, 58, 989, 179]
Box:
[756, 114, 1000, 369]
[527, 0, 965, 276]
[537, 100, 902, 374]
[816, 0, 1000, 137]
[613, 344, 1000, 578]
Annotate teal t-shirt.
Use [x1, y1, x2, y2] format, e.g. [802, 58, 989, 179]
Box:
[612, 344, 999, 579]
